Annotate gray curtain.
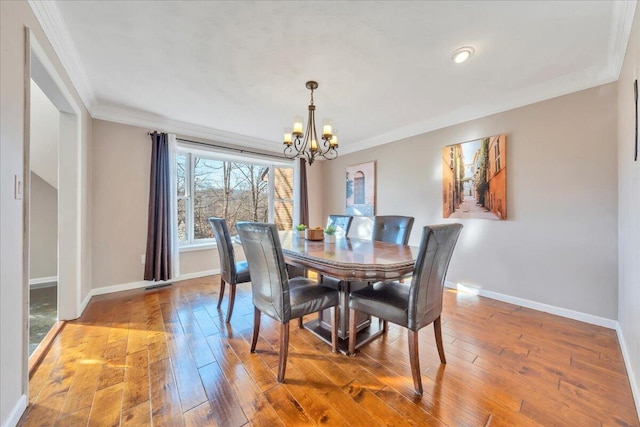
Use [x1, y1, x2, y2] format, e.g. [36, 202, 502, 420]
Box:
[144, 131, 172, 281]
[299, 158, 309, 225]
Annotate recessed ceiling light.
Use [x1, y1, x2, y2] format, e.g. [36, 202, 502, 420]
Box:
[452, 46, 475, 64]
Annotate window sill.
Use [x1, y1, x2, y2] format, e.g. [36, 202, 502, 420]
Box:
[179, 238, 242, 253]
[179, 243, 217, 252]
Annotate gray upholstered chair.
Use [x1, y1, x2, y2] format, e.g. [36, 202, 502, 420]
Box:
[236, 222, 340, 383]
[208, 217, 251, 323]
[327, 214, 353, 237]
[348, 223, 463, 395]
[372, 215, 415, 245]
[371, 215, 415, 332]
[317, 215, 354, 289]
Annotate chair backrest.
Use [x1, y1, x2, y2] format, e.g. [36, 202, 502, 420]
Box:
[236, 222, 291, 322]
[408, 223, 463, 331]
[372, 215, 415, 245]
[327, 215, 353, 237]
[208, 217, 238, 284]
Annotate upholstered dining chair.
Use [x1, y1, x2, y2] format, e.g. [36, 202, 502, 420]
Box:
[327, 214, 353, 237]
[317, 215, 354, 290]
[236, 222, 340, 383]
[348, 223, 463, 395]
[372, 215, 415, 245]
[371, 215, 415, 330]
[208, 217, 251, 323]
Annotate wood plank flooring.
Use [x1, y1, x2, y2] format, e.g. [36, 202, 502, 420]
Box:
[21, 276, 639, 426]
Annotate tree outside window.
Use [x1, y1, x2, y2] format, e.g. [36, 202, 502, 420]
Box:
[177, 151, 294, 244]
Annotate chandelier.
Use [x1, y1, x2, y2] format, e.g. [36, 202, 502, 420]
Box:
[283, 81, 338, 165]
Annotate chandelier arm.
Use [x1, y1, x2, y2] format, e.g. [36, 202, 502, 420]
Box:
[284, 144, 297, 159]
[320, 147, 338, 161]
[320, 136, 332, 152]
[293, 134, 306, 154]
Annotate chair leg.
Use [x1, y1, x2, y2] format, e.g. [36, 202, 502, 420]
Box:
[348, 308, 357, 355]
[277, 322, 290, 383]
[217, 279, 226, 309]
[331, 306, 339, 353]
[408, 329, 423, 395]
[382, 320, 388, 333]
[434, 316, 446, 364]
[298, 317, 304, 329]
[250, 307, 261, 353]
[225, 284, 236, 323]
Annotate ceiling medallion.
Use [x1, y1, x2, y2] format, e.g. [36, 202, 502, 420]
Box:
[283, 81, 338, 165]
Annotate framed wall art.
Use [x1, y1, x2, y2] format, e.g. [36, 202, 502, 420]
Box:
[634, 79, 638, 161]
[346, 161, 376, 216]
[442, 134, 507, 220]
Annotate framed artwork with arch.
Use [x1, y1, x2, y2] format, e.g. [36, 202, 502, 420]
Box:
[346, 161, 376, 216]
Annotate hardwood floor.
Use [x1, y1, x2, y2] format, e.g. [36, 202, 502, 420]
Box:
[21, 276, 639, 426]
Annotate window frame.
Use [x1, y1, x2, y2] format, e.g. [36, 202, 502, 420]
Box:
[176, 143, 297, 249]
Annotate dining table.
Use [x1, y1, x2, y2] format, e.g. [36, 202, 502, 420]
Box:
[278, 230, 418, 354]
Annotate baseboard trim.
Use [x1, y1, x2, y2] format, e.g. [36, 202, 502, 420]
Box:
[444, 281, 617, 329]
[28, 321, 66, 378]
[80, 269, 221, 313]
[616, 323, 640, 419]
[2, 394, 27, 427]
[29, 276, 57, 288]
[79, 291, 92, 316]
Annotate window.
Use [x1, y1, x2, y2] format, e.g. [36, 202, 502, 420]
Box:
[273, 167, 294, 231]
[494, 142, 502, 173]
[176, 148, 295, 246]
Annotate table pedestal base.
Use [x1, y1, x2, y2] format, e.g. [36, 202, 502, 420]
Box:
[302, 317, 384, 355]
[303, 278, 385, 354]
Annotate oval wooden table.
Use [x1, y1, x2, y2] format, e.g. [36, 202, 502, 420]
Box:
[279, 231, 418, 353]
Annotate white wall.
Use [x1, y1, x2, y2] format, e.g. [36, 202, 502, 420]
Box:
[1, 2, 92, 425]
[617, 6, 640, 414]
[30, 80, 59, 189]
[91, 119, 161, 288]
[29, 78, 59, 282]
[29, 172, 57, 280]
[0, 3, 28, 422]
[322, 83, 619, 320]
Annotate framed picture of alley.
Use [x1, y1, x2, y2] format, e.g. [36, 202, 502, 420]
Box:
[442, 134, 507, 220]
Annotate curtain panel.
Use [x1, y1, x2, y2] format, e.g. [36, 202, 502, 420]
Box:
[144, 131, 173, 281]
[299, 158, 309, 226]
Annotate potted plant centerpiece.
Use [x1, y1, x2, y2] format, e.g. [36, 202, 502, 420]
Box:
[324, 225, 336, 243]
[295, 224, 307, 238]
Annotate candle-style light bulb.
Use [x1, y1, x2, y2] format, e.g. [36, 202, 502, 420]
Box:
[322, 118, 332, 139]
[310, 139, 318, 152]
[283, 129, 292, 146]
[292, 116, 304, 136]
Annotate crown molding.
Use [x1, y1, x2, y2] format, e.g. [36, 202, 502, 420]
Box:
[608, 0, 637, 80]
[28, 0, 96, 113]
[340, 72, 617, 156]
[92, 103, 282, 154]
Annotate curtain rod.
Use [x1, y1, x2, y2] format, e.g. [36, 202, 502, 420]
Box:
[147, 132, 288, 161]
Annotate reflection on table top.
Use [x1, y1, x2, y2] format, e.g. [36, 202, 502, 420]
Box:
[278, 230, 417, 281]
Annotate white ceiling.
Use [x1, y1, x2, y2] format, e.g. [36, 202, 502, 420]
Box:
[31, 1, 636, 155]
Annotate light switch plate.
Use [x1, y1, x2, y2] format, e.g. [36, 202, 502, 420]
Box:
[14, 175, 23, 200]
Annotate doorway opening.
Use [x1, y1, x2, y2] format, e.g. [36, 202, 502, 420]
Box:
[25, 29, 85, 381]
[28, 79, 59, 356]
